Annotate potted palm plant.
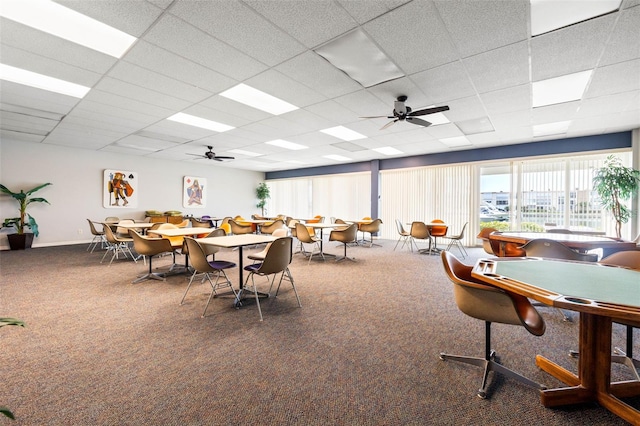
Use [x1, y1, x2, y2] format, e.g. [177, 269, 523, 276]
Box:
[592, 155, 640, 239]
[0, 183, 52, 250]
[256, 182, 270, 217]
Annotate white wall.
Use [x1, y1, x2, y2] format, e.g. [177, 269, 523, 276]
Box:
[0, 139, 264, 249]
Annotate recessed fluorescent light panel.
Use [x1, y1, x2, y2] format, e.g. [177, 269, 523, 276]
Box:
[314, 28, 404, 88]
[320, 126, 366, 141]
[530, 0, 621, 36]
[228, 149, 262, 157]
[373, 146, 403, 156]
[265, 139, 307, 150]
[0, 63, 90, 98]
[440, 136, 472, 147]
[0, 0, 137, 58]
[532, 70, 592, 108]
[220, 84, 298, 115]
[323, 154, 351, 162]
[533, 121, 571, 137]
[167, 113, 234, 132]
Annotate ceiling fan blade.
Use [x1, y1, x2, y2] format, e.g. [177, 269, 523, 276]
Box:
[380, 119, 398, 130]
[360, 115, 392, 119]
[408, 105, 450, 117]
[406, 117, 432, 127]
[186, 153, 203, 157]
[214, 156, 235, 160]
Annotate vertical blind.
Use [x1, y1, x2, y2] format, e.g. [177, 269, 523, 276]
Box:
[379, 164, 477, 244]
[267, 149, 634, 245]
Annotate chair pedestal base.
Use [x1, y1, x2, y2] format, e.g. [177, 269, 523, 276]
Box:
[439, 350, 546, 399]
[132, 272, 165, 284]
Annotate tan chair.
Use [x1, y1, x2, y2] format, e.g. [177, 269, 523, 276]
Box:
[477, 227, 497, 255]
[175, 219, 190, 228]
[153, 223, 184, 272]
[101, 224, 136, 266]
[439, 251, 547, 399]
[229, 219, 253, 235]
[248, 228, 288, 263]
[359, 218, 383, 247]
[115, 219, 135, 238]
[442, 222, 468, 259]
[182, 228, 226, 262]
[181, 237, 237, 318]
[295, 222, 324, 264]
[394, 219, 412, 251]
[329, 223, 358, 262]
[597, 251, 640, 380]
[129, 230, 174, 283]
[241, 237, 301, 321]
[86, 219, 106, 252]
[259, 219, 284, 235]
[191, 218, 213, 228]
[288, 219, 303, 254]
[410, 221, 434, 255]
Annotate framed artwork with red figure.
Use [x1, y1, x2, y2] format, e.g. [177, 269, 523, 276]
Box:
[183, 176, 206, 208]
[104, 169, 138, 208]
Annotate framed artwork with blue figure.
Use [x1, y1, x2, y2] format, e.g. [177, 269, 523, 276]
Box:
[104, 169, 138, 208]
[184, 176, 206, 208]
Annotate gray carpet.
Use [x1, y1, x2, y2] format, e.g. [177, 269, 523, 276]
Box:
[1, 238, 637, 425]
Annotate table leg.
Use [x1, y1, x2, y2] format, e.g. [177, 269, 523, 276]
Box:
[536, 313, 640, 424]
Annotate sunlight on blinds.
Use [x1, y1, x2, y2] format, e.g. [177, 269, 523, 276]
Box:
[311, 173, 370, 222]
[380, 164, 477, 244]
[267, 179, 311, 219]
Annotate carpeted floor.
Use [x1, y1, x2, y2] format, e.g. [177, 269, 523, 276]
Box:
[1, 238, 638, 425]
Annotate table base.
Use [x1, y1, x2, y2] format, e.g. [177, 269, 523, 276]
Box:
[535, 313, 640, 424]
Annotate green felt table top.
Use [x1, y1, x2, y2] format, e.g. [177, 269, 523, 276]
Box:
[479, 259, 640, 307]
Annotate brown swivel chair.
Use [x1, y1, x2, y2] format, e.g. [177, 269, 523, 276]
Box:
[241, 237, 301, 321]
[597, 251, 640, 380]
[359, 218, 383, 247]
[440, 251, 547, 399]
[181, 237, 237, 318]
[295, 222, 324, 264]
[329, 223, 358, 262]
[129, 230, 174, 283]
[410, 221, 434, 255]
[519, 239, 598, 262]
[86, 219, 106, 252]
[477, 227, 497, 255]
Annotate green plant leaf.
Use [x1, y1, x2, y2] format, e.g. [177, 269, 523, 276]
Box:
[0, 406, 15, 420]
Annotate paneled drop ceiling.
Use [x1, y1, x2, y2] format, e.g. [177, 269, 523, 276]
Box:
[1, 0, 639, 172]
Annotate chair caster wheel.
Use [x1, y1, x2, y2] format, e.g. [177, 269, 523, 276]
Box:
[477, 391, 487, 399]
[439, 354, 445, 361]
[569, 350, 579, 358]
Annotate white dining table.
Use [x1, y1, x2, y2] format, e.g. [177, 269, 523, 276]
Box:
[301, 222, 349, 257]
[197, 234, 278, 287]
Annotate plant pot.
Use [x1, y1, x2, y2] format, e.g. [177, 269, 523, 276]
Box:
[7, 233, 34, 250]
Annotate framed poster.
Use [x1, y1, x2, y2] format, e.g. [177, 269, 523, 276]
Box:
[104, 170, 138, 208]
[183, 176, 206, 208]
